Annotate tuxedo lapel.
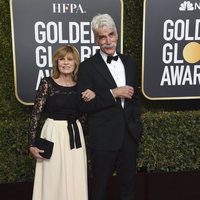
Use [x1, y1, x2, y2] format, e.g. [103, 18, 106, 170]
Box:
[93, 51, 117, 88]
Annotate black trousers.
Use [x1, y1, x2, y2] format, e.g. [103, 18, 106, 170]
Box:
[90, 128, 138, 200]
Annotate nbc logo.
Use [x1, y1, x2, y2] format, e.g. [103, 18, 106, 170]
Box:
[179, 1, 194, 11]
[179, 1, 200, 11]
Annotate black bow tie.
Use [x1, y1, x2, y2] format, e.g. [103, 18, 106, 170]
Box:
[107, 55, 119, 64]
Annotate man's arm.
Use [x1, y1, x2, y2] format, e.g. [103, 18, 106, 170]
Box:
[77, 61, 116, 113]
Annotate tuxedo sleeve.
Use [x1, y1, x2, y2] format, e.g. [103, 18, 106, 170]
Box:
[131, 58, 141, 117]
[77, 61, 116, 113]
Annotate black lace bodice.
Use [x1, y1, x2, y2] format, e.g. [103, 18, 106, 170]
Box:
[28, 77, 79, 147]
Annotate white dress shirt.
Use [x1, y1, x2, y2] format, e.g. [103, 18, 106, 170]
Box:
[100, 50, 126, 108]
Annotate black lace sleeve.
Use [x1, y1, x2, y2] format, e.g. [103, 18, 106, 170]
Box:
[28, 78, 49, 147]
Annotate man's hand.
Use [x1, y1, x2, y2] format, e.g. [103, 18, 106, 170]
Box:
[111, 86, 134, 99]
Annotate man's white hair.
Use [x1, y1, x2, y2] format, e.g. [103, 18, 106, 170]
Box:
[91, 14, 117, 36]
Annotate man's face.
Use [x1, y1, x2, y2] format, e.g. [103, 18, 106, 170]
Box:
[96, 27, 118, 56]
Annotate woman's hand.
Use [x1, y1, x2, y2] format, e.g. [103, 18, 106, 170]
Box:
[82, 89, 96, 102]
[29, 146, 45, 160]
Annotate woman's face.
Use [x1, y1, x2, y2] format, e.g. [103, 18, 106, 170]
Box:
[57, 53, 76, 76]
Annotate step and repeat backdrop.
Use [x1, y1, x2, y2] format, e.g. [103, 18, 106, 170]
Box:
[10, 0, 123, 105]
[142, 0, 200, 100]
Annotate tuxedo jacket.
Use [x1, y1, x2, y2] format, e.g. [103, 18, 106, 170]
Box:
[77, 50, 143, 150]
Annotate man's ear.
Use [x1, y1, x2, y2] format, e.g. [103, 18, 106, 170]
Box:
[96, 38, 100, 46]
[115, 32, 118, 40]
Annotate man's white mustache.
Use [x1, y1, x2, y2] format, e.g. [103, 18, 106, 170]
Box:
[102, 44, 115, 48]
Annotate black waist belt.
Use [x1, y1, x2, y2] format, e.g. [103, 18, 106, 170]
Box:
[49, 117, 81, 149]
[67, 120, 81, 149]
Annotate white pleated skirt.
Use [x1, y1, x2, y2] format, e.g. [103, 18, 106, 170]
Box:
[32, 118, 88, 200]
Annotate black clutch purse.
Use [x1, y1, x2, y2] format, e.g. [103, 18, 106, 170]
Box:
[35, 138, 54, 159]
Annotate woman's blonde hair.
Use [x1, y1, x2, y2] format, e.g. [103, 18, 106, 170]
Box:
[52, 45, 80, 81]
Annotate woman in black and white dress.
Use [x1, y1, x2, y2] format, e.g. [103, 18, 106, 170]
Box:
[28, 45, 95, 200]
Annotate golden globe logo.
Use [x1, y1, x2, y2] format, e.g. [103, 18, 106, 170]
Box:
[53, 3, 86, 13]
[183, 42, 200, 63]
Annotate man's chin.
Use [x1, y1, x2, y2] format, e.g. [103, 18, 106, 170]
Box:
[103, 49, 116, 56]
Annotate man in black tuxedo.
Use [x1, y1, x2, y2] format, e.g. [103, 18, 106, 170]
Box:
[77, 14, 142, 200]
